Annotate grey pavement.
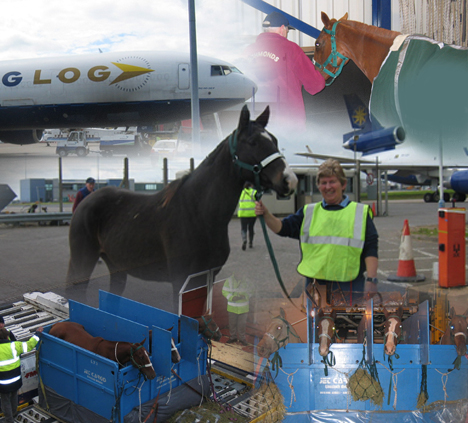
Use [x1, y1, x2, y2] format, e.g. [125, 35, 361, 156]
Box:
[1, 200, 467, 314]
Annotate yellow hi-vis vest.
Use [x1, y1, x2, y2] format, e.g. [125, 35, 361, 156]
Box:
[0, 334, 40, 392]
[222, 277, 250, 314]
[237, 188, 257, 218]
[297, 202, 368, 282]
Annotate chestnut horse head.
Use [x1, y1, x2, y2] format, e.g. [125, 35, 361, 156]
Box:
[314, 12, 400, 84]
[257, 308, 301, 358]
[316, 308, 337, 357]
[441, 307, 468, 356]
[383, 305, 404, 356]
[116, 340, 157, 380]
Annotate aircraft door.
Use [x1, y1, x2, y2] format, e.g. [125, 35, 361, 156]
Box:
[178, 64, 190, 90]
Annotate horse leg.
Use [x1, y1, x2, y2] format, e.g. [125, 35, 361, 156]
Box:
[101, 254, 128, 296]
[65, 229, 101, 300]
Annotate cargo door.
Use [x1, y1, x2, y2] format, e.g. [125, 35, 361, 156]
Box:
[178, 63, 190, 90]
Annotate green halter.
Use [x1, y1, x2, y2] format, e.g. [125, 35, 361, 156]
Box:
[315, 21, 350, 86]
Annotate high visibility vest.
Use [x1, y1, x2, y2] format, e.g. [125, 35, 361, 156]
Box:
[222, 277, 250, 314]
[298, 202, 368, 282]
[237, 188, 257, 218]
[0, 334, 40, 393]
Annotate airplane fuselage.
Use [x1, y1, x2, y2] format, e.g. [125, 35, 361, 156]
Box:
[0, 51, 257, 143]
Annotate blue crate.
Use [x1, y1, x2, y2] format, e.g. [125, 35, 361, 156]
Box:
[266, 299, 468, 415]
[39, 292, 207, 422]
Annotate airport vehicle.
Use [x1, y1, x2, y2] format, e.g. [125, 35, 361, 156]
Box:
[0, 51, 256, 145]
[55, 130, 151, 157]
[55, 131, 90, 157]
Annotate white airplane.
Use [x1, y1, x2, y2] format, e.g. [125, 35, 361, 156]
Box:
[0, 51, 257, 145]
[297, 93, 468, 203]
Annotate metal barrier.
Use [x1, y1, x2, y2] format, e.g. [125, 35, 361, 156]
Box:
[0, 212, 72, 224]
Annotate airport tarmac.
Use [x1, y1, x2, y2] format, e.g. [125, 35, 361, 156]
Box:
[1, 200, 467, 316]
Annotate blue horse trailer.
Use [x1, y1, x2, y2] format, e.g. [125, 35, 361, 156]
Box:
[265, 299, 468, 422]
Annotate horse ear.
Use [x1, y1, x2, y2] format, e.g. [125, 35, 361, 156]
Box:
[140, 338, 146, 345]
[383, 306, 389, 318]
[321, 12, 330, 26]
[397, 305, 404, 317]
[279, 307, 286, 319]
[331, 309, 337, 320]
[237, 105, 251, 131]
[255, 106, 270, 128]
[339, 12, 348, 21]
[449, 307, 456, 319]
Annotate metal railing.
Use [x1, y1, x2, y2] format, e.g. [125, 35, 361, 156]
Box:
[0, 212, 72, 224]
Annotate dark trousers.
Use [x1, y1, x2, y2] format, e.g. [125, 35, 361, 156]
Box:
[228, 312, 248, 342]
[0, 390, 18, 423]
[240, 217, 256, 244]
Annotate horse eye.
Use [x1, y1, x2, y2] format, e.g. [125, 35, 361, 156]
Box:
[277, 326, 282, 330]
[451, 325, 455, 330]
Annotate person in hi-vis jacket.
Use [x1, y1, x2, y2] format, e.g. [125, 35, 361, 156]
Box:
[222, 276, 252, 346]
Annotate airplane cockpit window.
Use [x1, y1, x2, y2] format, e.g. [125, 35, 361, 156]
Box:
[211, 66, 223, 76]
[211, 65, 243, 76]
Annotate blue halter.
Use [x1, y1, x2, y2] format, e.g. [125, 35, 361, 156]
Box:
[315, 21, 350, 86]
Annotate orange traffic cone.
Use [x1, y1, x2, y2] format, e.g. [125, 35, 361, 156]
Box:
[388, 219, 426, 282]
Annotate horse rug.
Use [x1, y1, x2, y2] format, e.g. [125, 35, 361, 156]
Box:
[370, 35, 468, 146]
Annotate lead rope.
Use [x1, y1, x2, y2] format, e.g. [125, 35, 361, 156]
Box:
[435, 368, 450, 404]
[229, 129, 297, 309]
[279, 367, 298, 407]
[255, 189, 298, 310]
[377, 362, 405, 410]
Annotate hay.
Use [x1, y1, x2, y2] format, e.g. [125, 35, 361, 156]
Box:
[251, 381, 286, 422]
[417, 391, 429, 409]
[347, 368, 384, 407]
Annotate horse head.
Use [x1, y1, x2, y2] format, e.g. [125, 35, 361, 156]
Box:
[257, 308, 300, 358]
[231, 105, 297, 198]
[383, 305, 404, 356]
[448, 307, 468, 356]
[129, 339, 157, 380]
[198, 311, 222, 342]
[316, 308, 337, 357]
[314, 12, 350, 85]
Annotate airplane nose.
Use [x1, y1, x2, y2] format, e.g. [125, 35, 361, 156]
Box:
[243, 75, 257, 101]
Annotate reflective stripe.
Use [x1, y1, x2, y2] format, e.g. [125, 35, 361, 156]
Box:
[223, 286, 245, 293]
[227, 301, 249, 308]
[300, 203, 365, 247]
[0, 375, 21, 385]
[0, 343, 19, 367]
[305, 235, 364, 249]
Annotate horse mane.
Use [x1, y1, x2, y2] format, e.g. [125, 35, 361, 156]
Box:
[159, 176, 189, 208]
[342, 19, 401, 43]
[156, 136, 231, 209]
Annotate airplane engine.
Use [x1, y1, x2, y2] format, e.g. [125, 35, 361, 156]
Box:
[0, 130, 44, 145]
[450, 170, 468, 201]
[343, 126, 405, 155]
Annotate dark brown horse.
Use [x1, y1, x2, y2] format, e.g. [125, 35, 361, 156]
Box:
[314, 12, 400, 84]
[194, 311, 221, 342]
[257, 308, 301, 358]
[49, 321, 156, 380]
[66, 106, 297, 310]
[440, 307, 468, 356]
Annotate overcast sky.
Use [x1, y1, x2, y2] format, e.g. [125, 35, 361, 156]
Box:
[0, 0, 253, 63]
